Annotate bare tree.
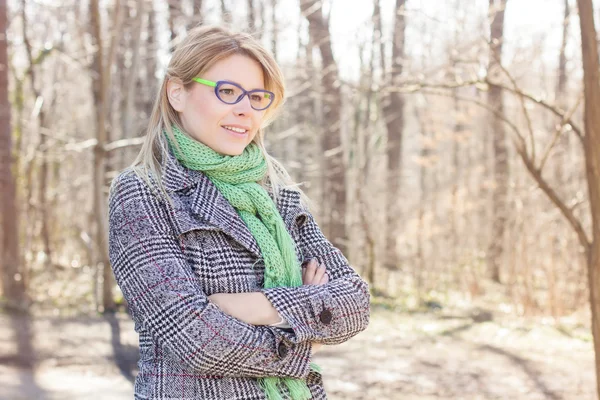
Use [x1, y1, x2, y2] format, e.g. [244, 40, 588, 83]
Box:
[221, 0, 232, 24]
[247, 0, 257, 32]
[548, 0, 571, 318]
[121, 0, 145, 148]
[555, 0, 570, 186]
[300, 0, 346, 254]
[382, 0, 407, 271]
[187, 0, 203, 30]
[487, 0, 508, 283]
[142, 2, 157, 117]
[575, 0, 600, 396]
[271, 0, 278, 59]
[168, 1, 177, 47]
[0, 0, 27, 309]
[89, 0, 121, 313]
[21, 0, 53, 268]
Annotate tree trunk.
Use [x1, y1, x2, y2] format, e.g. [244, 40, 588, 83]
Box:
[300, 0, 346, 254]
[168, 1, 177, 49]
[549, 0, 571, 318]
[576, 0, 600, 397]
[221, 0, 232, 24]
[187, 0, 203, 30]
[487, 0, 509, 283]
[121, 0, 145, 156]
[89, 0, 116, 313]
[247, 0, 256, 31]
[142, 3, 157, 118]
[555, 0, 570, 187]
[21, 0, 52, 268]
[415, 105, 429, 305]
[271, 0, 278, 60]
[382, 0, 406, 271]
[0, 0, 27, 309]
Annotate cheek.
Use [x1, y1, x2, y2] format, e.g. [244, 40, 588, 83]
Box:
[187, 92, 227, 123]
[253, 112, 266, 127]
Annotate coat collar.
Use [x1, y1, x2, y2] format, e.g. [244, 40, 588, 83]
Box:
[161, 148, 299, 259]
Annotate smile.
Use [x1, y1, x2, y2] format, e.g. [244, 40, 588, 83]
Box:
[222, 125, 248, 134]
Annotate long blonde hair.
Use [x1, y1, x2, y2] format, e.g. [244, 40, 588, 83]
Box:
[129, 25, 309, 209]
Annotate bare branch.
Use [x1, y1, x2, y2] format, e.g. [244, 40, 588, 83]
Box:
[104, 137, 144, 152]
[516, 142, 590, 252]
[416, 88, 591, 252]
[418, 88, 527, 153]
[387, 78, 585, 144]
[538, 91, 583, 171]
[493, 54, 537, 162]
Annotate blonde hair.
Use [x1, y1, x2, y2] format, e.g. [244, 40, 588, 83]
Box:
[127, 25, 309, 209]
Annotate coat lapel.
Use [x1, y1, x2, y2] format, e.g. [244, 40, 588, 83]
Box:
[162, 148, 262, 259]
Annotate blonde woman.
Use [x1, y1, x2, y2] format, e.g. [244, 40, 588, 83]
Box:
[107, 25, 370, 400]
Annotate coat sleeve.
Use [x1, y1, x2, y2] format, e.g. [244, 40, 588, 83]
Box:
[108, 171, 312, 379]
[260, 195, 371, 345]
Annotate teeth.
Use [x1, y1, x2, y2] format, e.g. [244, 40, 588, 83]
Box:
[223, 126, 247, 133]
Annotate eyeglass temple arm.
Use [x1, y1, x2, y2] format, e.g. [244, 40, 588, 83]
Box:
[193, 78, 217, 87]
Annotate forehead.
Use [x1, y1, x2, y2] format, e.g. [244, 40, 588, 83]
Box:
[203, 54, 265, 89]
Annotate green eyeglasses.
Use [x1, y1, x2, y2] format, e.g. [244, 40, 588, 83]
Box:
[193, 78, 275, 111]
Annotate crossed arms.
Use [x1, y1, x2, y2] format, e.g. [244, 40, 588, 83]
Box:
[107, 172, 370, 380]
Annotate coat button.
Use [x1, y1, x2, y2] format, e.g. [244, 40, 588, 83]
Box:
[319, 309, 332, 325]
[277, 342, 289, 358]
[296, 214, 307, 227]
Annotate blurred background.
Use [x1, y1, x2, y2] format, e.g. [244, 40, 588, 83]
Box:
[1, 0, 599, 398]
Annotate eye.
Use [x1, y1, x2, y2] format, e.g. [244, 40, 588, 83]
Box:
[219, 88, 234, 95]
[250, 94, 263, 102]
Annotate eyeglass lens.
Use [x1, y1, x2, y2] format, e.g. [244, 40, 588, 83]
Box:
[216, 82, 272, 110]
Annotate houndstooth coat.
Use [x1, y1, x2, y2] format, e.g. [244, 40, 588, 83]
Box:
[107, 148, 371, 399]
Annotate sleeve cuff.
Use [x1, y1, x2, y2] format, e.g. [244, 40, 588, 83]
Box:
[261, 285, 336, 343]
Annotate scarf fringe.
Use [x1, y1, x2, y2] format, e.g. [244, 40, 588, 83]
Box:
[258, 377, 284, 400]
[283, 378, 313, 400]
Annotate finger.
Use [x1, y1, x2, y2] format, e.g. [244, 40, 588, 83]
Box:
[318, 271, 329, 285]
[301, 259, 312, 283]
[311, 262, 326, 285]
[305, 258, 318, 284]
[302, 263, 307, 283]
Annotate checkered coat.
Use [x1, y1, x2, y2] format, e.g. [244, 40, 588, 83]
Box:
[107, 149, 371, 399]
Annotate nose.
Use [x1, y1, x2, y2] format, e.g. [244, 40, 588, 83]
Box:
[232, 94, 253, 115]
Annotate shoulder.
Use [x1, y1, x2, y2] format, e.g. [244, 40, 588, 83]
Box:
[108, 168, 175, 238]
[108, 168, 168, 211]
[110, 167, 163, 197]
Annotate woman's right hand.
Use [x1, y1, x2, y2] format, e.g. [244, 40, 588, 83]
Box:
[302, 258, 329, 286]
[302, 258, 328, 354]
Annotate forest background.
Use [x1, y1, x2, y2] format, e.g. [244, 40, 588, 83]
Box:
[1, 0, 600, 398]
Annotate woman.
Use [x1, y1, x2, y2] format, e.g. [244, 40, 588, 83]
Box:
[107, 25, 370, 400]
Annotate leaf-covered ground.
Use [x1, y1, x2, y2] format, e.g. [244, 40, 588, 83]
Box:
[0, 305, 594, 399]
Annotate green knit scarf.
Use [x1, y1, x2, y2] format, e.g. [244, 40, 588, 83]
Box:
[164, 125, 321, 400]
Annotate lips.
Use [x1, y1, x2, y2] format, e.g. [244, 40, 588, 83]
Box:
[221, 126, 249, 138]
[221, 125, 250, 134]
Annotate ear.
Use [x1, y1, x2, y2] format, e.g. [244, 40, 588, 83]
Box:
[166, 78, 186, 112]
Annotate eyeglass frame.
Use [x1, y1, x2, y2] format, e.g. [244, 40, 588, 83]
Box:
[192, 78, 275, 111]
